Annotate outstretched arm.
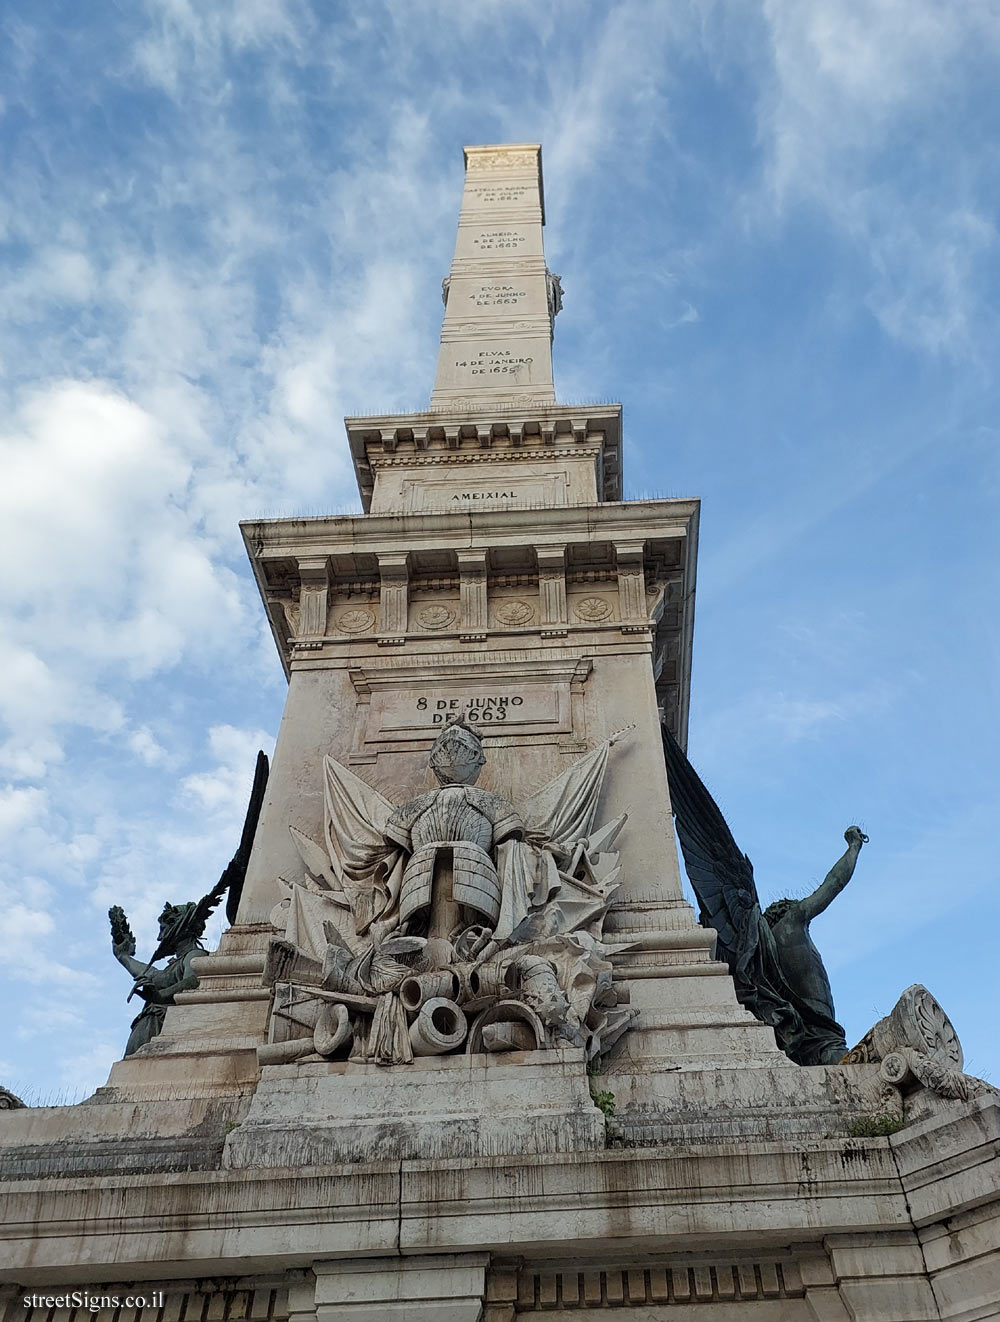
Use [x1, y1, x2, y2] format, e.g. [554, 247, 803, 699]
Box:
[115, 949, 151, 979]
[799, 826, 867, 922]
[109, 905, 148, 977]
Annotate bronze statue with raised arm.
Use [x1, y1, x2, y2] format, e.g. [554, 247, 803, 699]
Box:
[110, 901, 209, 1056]
[763, 825, 867, 1062]
[661, 721, 866, 1065]
[107, 750, 269, 1057]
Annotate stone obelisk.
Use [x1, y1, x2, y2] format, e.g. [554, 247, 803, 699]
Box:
[227, 142, 782, 1104]
[431, 144, 557, 407]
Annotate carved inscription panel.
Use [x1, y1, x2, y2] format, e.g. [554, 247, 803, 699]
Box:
[399, 471, 568, 512]
[452, 348, 534, 377]
[464, 184, 533, 206]
[435, 342, 553, 397]
[454, 224, 542, 262]
[444, 276, 546, 319]
[473, 228, 526, 252]
[347, 665, 591, 760]
[470, 284, 528, 308]
[364, 683, 571, 747]
[384, 688, 547, 729]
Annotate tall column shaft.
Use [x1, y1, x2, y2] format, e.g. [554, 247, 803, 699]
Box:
[431, 144, 557, 408]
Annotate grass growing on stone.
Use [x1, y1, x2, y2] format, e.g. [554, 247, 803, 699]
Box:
[847, 1115, 906, 1138]
[590, 1087, 616, 1118]
[587, 1059, 617, 1123]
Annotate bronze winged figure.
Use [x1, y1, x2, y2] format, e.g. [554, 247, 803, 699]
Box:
[108, 750, 269, 1057]
[661, 721, 866, 1066]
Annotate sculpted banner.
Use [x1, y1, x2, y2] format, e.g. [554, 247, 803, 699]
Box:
[261, 716, 636, 1068]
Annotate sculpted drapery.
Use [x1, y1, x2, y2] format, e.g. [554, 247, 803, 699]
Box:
[265, 718, 635, 1066]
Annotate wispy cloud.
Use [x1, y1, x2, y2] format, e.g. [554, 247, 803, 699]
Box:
[758, 0, 1000, 357]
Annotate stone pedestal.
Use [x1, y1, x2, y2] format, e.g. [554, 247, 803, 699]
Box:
[225, 1049, 605, 1167]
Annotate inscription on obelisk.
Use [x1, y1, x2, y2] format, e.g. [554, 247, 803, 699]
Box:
[431, 143, 558, 407]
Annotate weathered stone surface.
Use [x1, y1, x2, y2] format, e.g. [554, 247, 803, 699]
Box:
[2, 1105, 999, 1314]
[225, 1049, 604, 1167]
[0, 1095, 251, 1179]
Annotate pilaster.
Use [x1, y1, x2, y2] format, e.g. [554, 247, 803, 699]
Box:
[536, 545, 567, 637]
[297, 556, 331, 641]
[293, 1257, 490, 1322]
[377, 552, 409, 646]
[457, 549, 488, 642]
[615, 540, 648, 629]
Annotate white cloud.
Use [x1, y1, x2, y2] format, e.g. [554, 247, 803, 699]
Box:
[126, 726, 171, 767]
[758, 0, 1000, 356]
[182, 722, 274, 816]
[0, 902, 54, 942]
[0, 785, 47, 834]
[133, 0, 308, 94]
[759, 0, 1000, 199]
[0, 381, 250, 776]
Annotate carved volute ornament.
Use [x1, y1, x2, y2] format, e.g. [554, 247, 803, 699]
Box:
[845, 984, 996, 1102]
[262, 717, 636, 1067]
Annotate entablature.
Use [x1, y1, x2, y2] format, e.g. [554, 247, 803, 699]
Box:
[241, 497, 697, 741]
[345, 403, 623, 511]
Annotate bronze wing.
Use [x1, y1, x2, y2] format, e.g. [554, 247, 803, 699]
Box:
[660, 721, 804, 1042]
[138, 751, 271, 976]
[225, 749, 270, 924]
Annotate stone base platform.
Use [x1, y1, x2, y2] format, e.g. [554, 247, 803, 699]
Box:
[0, 1093, 252, 1180]
[221, 1052, 904, 1169]
[2, 1096, 997, 1320]
[607, 1061, 900, 1146]
[223, 1048, 605, 1167]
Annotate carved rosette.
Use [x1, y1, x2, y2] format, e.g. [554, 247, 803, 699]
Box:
[574, 595, 614, 623]
[416, 605, 457, 632]
[494, 599, 534, 627]
[336, 607, 376, 635]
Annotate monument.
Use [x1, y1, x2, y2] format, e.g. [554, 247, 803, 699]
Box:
[1, 144, 998, 1322]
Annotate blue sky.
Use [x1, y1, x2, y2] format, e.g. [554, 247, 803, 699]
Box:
[1, 0, 997, 1098]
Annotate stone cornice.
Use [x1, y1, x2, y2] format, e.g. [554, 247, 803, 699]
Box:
[242, 496, 697, 743]
[367, 444, 601, 470]
[241, 496, 695, 557]
[344, 403, 623, 509]
[6, 1106, 992, 1276]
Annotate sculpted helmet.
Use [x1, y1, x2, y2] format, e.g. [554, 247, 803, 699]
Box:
[157, 900, 206, 949]
[428, 717, 485, 787]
